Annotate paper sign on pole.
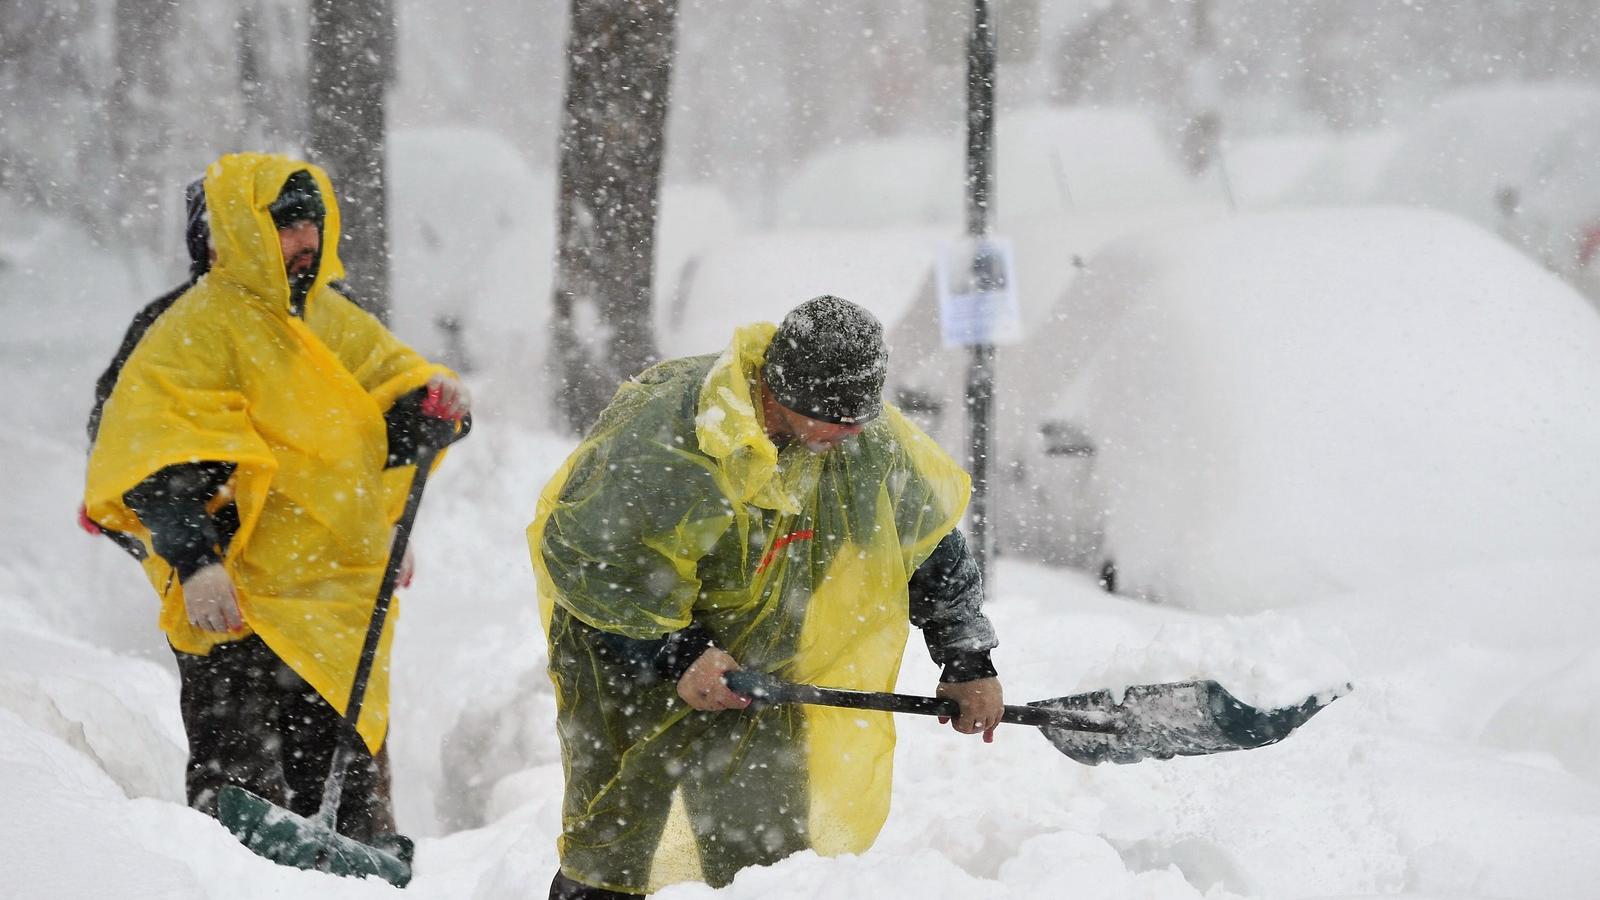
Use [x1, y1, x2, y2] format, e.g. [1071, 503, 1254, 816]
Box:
[936, 236, 1021, 347]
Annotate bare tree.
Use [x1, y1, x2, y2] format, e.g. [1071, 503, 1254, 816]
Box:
[308, 0, 396, 322]
[107, 0, 180, 251]
[551, 0, 679, 431]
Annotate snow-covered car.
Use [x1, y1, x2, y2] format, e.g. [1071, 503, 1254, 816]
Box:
[1033, 207, 1600, 612]
[882, 205, 1222, 565]
[389, 126, 554, 383]
[1277, 129, 1400, 207]
[656, 226, 943, 358]
[389, 126, 742, 398]
[1371, 83, 1600, 300]
[774, 105, 1213, 231]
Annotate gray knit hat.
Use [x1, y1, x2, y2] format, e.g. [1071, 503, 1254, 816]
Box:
[763, 295, 887, 425]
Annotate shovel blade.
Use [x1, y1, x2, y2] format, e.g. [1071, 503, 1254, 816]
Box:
[1030, 680, 1349, 765]
[217, 785, 414, 887]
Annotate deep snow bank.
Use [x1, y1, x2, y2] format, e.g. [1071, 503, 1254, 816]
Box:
[1055, 207, 1600, 611]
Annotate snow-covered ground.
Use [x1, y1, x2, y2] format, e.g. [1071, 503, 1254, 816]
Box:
[5, 189, 1600, 900]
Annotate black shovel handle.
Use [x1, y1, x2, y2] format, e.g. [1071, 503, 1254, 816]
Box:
[724, 670, 1123, 734]
[344, 413, 471, 731]
[318, 412, 470, 825]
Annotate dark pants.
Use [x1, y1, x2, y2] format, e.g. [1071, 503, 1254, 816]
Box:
[172, 635, 396, 843]
[549, 872, 644, 900]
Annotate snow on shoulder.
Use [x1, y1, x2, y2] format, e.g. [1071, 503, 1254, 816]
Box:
[1054, 207, 1600, 612]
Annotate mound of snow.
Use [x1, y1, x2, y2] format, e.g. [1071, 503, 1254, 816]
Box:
[1372, 83, 1600, 287]
[388, 126, 555, 394]
[774, 106, 1208, 230]
[1055, 207, 1600, 611]
[660, 227, 944, 357]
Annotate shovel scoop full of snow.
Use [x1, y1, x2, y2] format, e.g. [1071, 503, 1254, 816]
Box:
[1029, 680, 1351, 765]
[218, 785, 415, 886]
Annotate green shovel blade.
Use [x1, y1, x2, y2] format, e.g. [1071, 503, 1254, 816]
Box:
[217, 785, 413, 887]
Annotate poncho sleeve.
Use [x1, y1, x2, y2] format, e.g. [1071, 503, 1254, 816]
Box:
[310, 288, 452, 409]
[308, 288, 455, 520]
[536, 388, 738, 639]
[83, 292, 277, 549]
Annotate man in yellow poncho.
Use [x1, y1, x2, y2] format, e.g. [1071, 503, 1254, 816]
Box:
[529, 296, 1004, 898]
[83, 152, 467, 847]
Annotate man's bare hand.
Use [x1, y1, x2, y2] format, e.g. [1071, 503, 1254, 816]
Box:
[677, 647, 753, 711]
[425, 374, 471, 420]
[937, 677, 1004, 742]
[182, 563, 244, 634]
[398, 530, 416, 588]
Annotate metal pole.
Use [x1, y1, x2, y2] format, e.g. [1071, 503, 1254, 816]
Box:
[965, 0, 997, 582]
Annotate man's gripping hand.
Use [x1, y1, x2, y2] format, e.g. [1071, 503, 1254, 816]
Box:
[937, 676, 1004, 743]
[182, 563, 244, 634]
[678, 647, 753, 711]
[423, 374, 471, 420]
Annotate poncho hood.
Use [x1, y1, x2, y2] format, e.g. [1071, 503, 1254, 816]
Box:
[205, 152, 345, 314]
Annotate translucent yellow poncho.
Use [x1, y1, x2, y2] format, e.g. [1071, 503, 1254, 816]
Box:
[528, 324, 970, 892]
[84, 153, 449, 752]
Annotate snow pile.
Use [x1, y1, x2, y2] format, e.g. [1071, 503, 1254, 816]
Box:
[1054, 208, 1600, 611]
[388, 126, 744, 418]
[1280, 130, 1401, 206]
[652, 183, 746, 340]
[995, 107, 1209, 217]
[1371, 83, 1600, 285]
[1217, 133, 1334, 209]
[775, 135, 959, 231]
[388, 126, 556, 391]
[660, 227, 945, 357]
[775, 106, 1209, 231]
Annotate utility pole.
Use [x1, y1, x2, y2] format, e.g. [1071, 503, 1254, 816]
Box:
[965, 0, 998, 581]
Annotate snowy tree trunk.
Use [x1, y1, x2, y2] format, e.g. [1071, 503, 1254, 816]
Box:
[551, 0, 677, 432]
[107, 0, 179, 251]
[308, 0, 395, 323]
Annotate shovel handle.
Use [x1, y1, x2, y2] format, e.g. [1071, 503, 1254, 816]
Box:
[319, 413, 471, 826]
[724, 670, 1122, 734]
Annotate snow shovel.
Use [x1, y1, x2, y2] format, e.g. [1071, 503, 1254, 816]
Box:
[724, 670, 1347, 765]
[217, 406, 470, 887]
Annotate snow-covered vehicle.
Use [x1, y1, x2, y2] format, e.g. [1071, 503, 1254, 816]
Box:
[389, 127, 741, 395]
[1277, 129, 1400, 207]
[880, 204, 1222, 565]
[656, 226, 944, 358]
[774, 105, 1213, 231]
[1371, 83, 1600, 301]
[388, 126, 555, 383]
[1034, 207, 1600, 611]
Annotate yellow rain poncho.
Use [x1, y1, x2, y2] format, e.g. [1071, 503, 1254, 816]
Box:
[528, 324, 971, 893]
[84, 153, 449, 753]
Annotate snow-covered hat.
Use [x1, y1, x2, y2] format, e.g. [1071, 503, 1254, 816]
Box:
[763, 295, 887, 425]
[268, 170, 325, 229]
